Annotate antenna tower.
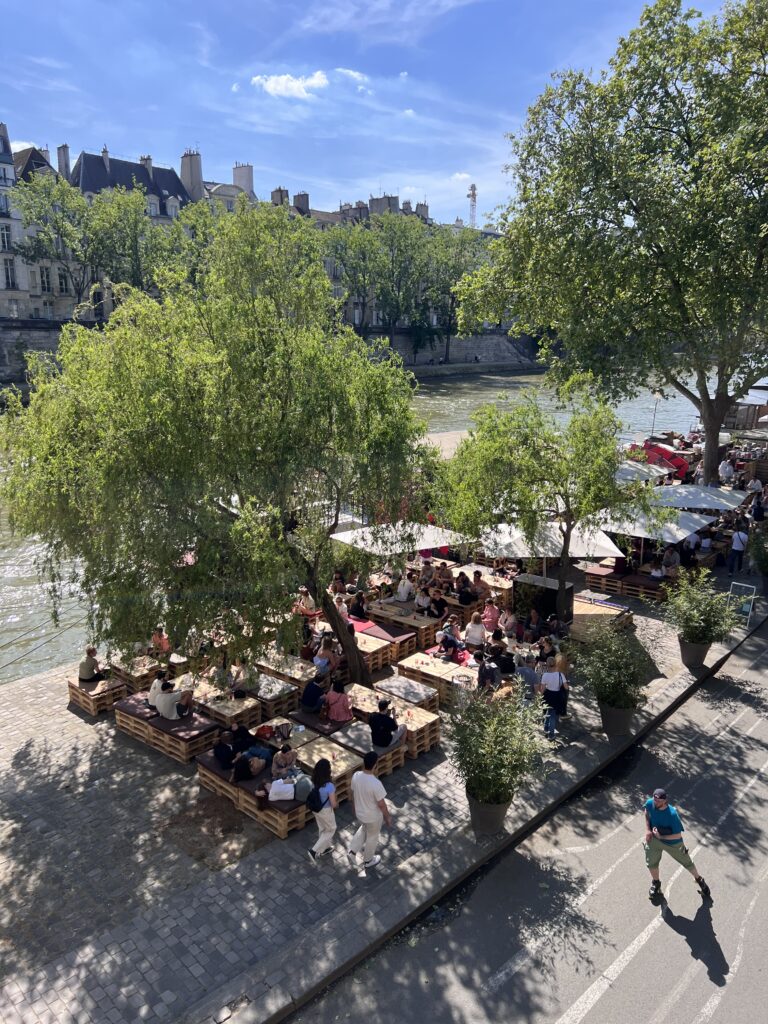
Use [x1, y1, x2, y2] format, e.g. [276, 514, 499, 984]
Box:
[467, 183, 477, 229]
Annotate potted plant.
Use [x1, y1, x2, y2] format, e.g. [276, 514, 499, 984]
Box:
[664, 568, 738, 670]
[447, 692, 546, 835]
[577, 625, 647, 736]
[748, 531, 768, 597]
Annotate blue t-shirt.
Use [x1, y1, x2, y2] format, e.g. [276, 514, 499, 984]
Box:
[318, 782, 335, 808]
[644, 798, 684, 845]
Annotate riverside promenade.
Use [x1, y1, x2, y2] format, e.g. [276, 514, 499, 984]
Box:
[0, 597, 762, 1024]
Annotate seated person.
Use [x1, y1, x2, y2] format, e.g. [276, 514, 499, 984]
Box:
[545, 614, 567, 640]
[419, 560, 436, 587]
[427, 589, 448, 620]
[213, 730, 239, 770]
[481, 597, 500, 632]
[444, 613, 462, 640]
[231, 754, 269, 784]
[154, 680, 194, 720]
[151, 625, 171, 655]
[524, 609, 543, 642]
[455, 571, 475, 606]
[485, 627, 508, 662]
[78, 646, 106, 684]
[394, 572, 416, 603]
[414, 586, 432, 613]
[313, 637, 341, 677]
[325, 679, 354, 724]
[435, 629, 465, 660]
[435, 561, 454, 586]
[228, 655, 253, 692]
[464, 611, 487, 647]
[368, 699, 407, 750]
[294, 586, 318, 617]
[329, 571, 346, 595]
[345, 568, 360, 593]
[474, 650, 501, 692]
[301, 676, 327, 714]
[699, 530, 713, 551]
[648, 557, 665, 579]
[498, 608, 519, 639]
[662, 545, 681, 575]
[333, 594, 350, 622]
[271, 743, 299, 779]
[349, 590, 368, 619]
[229, 721, 257, 754]
[471, 570, 492, 600]
[147, 669, 168, 710]
[537, 636, 559, 664]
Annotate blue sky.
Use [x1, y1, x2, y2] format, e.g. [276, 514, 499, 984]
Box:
[4, 0, 721, 223]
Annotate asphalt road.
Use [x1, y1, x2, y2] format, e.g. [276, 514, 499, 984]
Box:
[288, 621, 768, 1024]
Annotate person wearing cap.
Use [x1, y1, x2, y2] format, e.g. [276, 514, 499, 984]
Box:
[644, 788, 710, 901]
[368, 699, 407, 750]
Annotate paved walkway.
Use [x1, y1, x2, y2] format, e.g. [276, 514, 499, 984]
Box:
[0, 594, 753, 1024]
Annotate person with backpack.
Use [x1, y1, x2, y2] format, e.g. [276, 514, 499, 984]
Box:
[307, 758, 338, 864]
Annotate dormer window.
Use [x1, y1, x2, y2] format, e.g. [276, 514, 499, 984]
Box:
[148, 199, 159, 217]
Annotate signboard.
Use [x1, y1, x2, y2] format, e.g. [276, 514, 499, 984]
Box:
[728, 582, 757, 627]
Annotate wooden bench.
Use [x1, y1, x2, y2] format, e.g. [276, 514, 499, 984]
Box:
[288, 707, 345, 736]
[363, 622, 417, 660]
[619, 574, 668, 603]
[114, 693, 219, 763]
[193, 694, 262, 730]
[67, 677, 127, 716]
[196, 751, 310, 839]
[334, 720, 407, 776]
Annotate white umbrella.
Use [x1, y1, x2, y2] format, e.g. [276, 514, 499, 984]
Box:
[332, 522, 466, 557]
[616, 461, 669, 484]
[648, 485, 747, 512]
[480, 522, 623, 560]
[600, 509, 716, 543]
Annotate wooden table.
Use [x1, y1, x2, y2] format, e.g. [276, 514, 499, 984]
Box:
[397, 653, 479, 707]
[569, 596, 633, 640]
[333, 719, 407, 775]
[260, 716, 321, 748]
[252, 675, 299, 718]
[167, 652, 189, 678]
[366, 602, 439, 650]
[296, 737, 362, 803]
[67, 677, 127, 716]
[254, 649, 317, 693]
[193, 693, 261, 729]
[109, 655, 160, 693]
[453, 564, 515, 608]
[373, 675, 440, 713]
[345, 685, 442, 759]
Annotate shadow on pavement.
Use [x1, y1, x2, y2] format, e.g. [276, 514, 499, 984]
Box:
[661, 902, 729, 986]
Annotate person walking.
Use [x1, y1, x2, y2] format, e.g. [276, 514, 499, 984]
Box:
[307, 758, 338, 864]
[347, 751, 391, 870]
[727, 523, 750, 576]
[644, 788, 710, 901]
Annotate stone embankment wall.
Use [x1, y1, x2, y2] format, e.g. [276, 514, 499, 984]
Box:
[0, 319, 64, 388]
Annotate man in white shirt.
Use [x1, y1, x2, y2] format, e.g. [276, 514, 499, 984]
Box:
[394, 573, 416, 603]
[347, 751, 392, 869]
[727, 524, 750, 575]
[154, 680, 194, 720]
[147, 670, 168, 709]
[747, 476, 763, 494]
[718, 459, 734, 485]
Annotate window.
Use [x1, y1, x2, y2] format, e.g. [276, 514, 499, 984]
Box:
[40, 266, 52, 292]
[353, 307, 362, 326]
[0, 168, 12, 185]
[0, 224, 10, 251]
[8, 298, 19, 317]
[3, 257, 16, 290]
[32, 306, 40, 318]
[226, 199, 234, 212]
[0, 194, 9, 215]
[148, 200, 158, 217]
[42, 298, 54, 318]
[57, 268, 68, 294]
[28, 269, 37, 291]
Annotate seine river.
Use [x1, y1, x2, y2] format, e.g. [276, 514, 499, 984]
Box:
[0, 372, 698, 685]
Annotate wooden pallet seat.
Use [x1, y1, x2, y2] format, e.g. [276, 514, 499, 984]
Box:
[289, 708, 345, 736]
[333, 720, 406, 776]
[148, 713, 220, 763]
[67, 677, 127, 716]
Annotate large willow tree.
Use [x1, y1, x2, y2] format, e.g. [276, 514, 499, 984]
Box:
[459, 0, 768, 482]
[2, 200, 427, 682]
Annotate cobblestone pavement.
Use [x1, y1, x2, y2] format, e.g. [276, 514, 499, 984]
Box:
[0, 605, 688, 1024]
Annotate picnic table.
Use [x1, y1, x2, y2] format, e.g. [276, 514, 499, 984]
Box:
[397, 652, 479, 707]
[296, 737, 362, 803]
[344, 684, 441, 759]
[254, 648, 316, 692]
[452, 564, 515, 608]
[373, 675, 440, 713]
[260, 716, 321, 748]
[109, 654, 160, 693]
[366, 601, 439, 650]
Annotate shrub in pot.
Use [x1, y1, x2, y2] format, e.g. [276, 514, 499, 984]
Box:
[664, 568, 738, 669]
[577, 626, 647, 736]
[447, 691, 547, 835]
[748, 532, 768, 597]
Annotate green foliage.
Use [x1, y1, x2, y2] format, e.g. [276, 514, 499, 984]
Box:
[370, 212, 428, 343]
[577, 626, 648, 710]
[748, 531, 768, 575]
[447, 692, 547, 804]
[664, 568, 739, 643]
[458, 0, 768, 481]
[325, 221, 383, 339]
[88, 185, 168, 291]
[425, 225, 487, 362]
[1, 202, 427, 666]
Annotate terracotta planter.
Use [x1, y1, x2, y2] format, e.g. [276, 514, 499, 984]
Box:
[678, 638, 711, 670]
[466, 788, 511, 835]
[598, 701, 635, 737]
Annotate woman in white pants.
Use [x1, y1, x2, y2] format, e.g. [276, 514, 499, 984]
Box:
[307, 758, 338, 864]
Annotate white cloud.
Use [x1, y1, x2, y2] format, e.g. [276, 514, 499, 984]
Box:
[451, 171, 471, 181]
[335, 67, 367, 82]
[402, 108, 416, 117]
[299, 0, 481, 41]
[11, 140, 35, 153]
[251, 70, 329, 99]
[231, 82, 240, 93]
[399, 71, 409, 79]
[27, 56, 70, 70]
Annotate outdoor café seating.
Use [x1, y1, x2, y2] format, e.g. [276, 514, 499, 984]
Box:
[114, 692, 219, 764]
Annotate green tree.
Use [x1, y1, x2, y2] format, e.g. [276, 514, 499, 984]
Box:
[88, 184, 167, 291]
[12, 173, 95, 305]
[458, 0, 768, 482]
[426, 225, 487, 363]
[325, 221, 382, 340]
[440, 388, 658, 619]
[371, 212, 428, 345]
[2, 202, 426, 684]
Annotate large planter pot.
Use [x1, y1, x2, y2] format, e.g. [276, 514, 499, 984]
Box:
[598, 701, 635, 737]
[678, 638, 711, 670]
[466, 789, 511, 835]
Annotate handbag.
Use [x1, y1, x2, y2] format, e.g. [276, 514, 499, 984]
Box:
[255, 724, 275, 740]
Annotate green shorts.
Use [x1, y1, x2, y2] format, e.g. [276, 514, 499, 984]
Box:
[644, 836, 695, 871]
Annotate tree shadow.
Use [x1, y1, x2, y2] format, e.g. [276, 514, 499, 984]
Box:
[661, 901, 729, 986]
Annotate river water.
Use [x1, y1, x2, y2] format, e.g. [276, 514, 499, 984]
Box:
[0, 372, 698, 685]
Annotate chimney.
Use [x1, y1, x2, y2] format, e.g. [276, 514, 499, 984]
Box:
[402, 199, 413, 214]
[40, 145, 50, 164]
[57, 143, 70, 181]
[139, 154, 153, 179]
[180, 148, 204, 202]
[293, 192, 310, 216]
[232, 161, 253, 195]
[101, 145, 110, 174]
[415, 201, 429, 221]
[271, 186, 289, 206]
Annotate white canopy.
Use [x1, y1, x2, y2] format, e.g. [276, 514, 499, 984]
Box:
[480, 523, 623, 560]
[648, 485, 747, 512]
[332, 522, 466, 557]
[601, 509, 716, 543]
[616, 461, 669, 484]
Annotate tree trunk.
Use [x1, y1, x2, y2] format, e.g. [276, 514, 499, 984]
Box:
[320, 591, 371, 685]
[700, 399, 733, 485]
[443, 332, 451, 364]
[556, 528, 572, 622]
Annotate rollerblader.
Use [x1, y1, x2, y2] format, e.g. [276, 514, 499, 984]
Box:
[644, 788, 710, 902]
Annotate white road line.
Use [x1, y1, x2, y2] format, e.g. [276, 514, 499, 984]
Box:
[551, 754, 768, 1024]
[687, 861, 768, 1024]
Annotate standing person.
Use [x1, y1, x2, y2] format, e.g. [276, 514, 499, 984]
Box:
[515, 653, 538, 700]
[644, 788, 710, 901]
[348, 751, 391, 869]
[727, 522, 750, 576]
[307, 758, 338, 864]
[538, 657, 568, 739]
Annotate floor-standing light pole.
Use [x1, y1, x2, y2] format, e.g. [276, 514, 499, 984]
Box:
[650, 391, 662, 439]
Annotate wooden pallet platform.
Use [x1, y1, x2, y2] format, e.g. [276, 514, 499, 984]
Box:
[355, 632, 393, 672]
[374, 675, 440, 713]
[333, 720, 407, 776]
[196, 759, 310, 839]
[569, 597, 634, 641]
[109, 655, 161, 694]
[619, 575, 668, 603]
[256, 680, 299, 720]
[296, 737, 361, 804]
[114, 696, 219, 764]
[193, 695, 262, 729]
[396, 653, 478, 708]
[67, 678, 127, 716]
